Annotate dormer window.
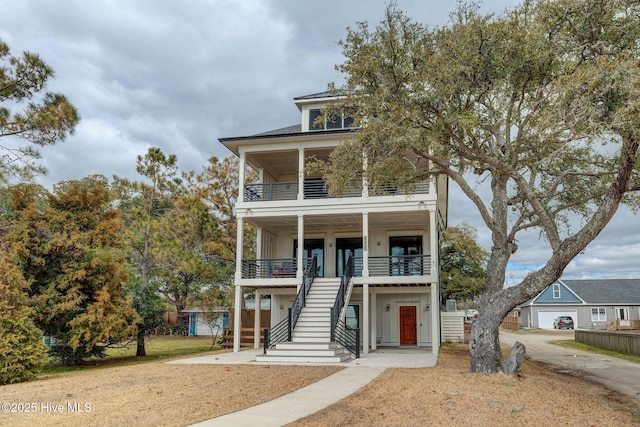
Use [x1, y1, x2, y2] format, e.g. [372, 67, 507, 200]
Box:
[309, 108, 354, 130]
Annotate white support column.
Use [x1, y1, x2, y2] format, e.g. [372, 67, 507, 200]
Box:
[371, 291, 377, 351]
[233, 284, 242, 353]
[297, 215, 304, 281]
[429, 210, 437, 279]
[254, 290, 261, 349]
[235, 218, 244, 282]
[298, 148, 305, 201]
[363, 283, 369, 355]
[233, 216, 244, 353]
[429, 210, 440, 355]
[362, 212, 369, 278]
[431, 284, 439, 355]
[255, 228, 263, 259]
[238, 150, 246, 203]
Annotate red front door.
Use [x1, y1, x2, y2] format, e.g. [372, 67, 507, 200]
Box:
[399, 306, 417, 345]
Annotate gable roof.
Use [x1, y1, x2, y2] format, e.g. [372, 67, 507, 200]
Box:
[526, 279, 640, 305]
[561, 279, 640, 304]
[532, 281, 583, 304]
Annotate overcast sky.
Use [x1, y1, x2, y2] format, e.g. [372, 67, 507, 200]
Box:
[0, 0, 638, 283]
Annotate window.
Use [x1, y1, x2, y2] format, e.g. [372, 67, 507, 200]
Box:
[345, 305, 359, 329]
[308, 108, 354, 130]
[552, 283, 561, 299]
[591, 307, 606, 321]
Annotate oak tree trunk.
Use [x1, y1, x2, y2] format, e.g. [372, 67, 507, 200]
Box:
[469, 311, 504, 373]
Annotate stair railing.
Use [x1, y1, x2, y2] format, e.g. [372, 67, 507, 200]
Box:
[288, 255, 317, 340]
[333, 319, 360, 358]
[264, 255, 318, 352]
[330, 255, 356, 351]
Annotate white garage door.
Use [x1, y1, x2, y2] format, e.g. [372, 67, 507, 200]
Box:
[537, 311, 577, 329]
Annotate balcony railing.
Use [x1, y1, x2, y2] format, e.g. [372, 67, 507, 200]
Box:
[244, 182, 297, 202]
[369, 255, 431, 276]
[244, 179, 429, 202]
[241, 258, 296, 279]
[241, 255, 431, 279]
[241, 257, 319, 279]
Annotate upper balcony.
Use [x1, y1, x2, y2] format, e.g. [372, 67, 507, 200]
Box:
[243, 179, 430, 202]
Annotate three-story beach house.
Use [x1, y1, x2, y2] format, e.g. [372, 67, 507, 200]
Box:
[219, 91, 448, 362]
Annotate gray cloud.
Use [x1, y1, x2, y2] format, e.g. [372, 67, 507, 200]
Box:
[0, 0, 636, 281]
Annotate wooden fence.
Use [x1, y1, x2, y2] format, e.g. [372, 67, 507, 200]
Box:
[500, 315, 520, 332]
[221, 328, 264, 349]
[229, 309, 271, 330]
[575, 330, 640, 356]
[222, 309, 270, 348]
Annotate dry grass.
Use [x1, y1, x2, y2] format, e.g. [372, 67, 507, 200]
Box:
[2, 345, 639, 426]
[0, 351, 341, 427]
[290, 345, 640, 426]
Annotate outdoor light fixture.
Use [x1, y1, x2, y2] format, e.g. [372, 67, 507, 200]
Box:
[386, 304, 390, 312]
[425, 304, 430, 311]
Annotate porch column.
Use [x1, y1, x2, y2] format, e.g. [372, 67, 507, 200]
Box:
[298, 147, 305, 201]
[255, 227, 262, 259]
[235, 217, 244, 282]
[238, 150, 246, 203]
[254, 289, 261, 349]
[297, 214, 304, 281]
[233, 284, 242, 353]
[233, 217, 244, 353]
[371, 291, 377, 351]
[431, 284, 439, 355]
[362, 212, 369, 277]
[429, 210, 440, 355]
[363, 283, 369, 355]
[429, 210, 437, 280]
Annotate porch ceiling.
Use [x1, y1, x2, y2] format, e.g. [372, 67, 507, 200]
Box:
[246, 148, 333, 180]
[246, 211, 428, 233]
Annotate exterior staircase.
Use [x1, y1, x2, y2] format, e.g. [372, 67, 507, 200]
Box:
[256, 278, 352, 363]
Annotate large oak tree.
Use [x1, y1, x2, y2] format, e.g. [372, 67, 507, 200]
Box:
[321, 0, 640, 373]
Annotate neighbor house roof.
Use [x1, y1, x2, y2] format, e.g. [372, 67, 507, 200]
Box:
[562, 279, 640, 304]
[525, 278, 640, 306]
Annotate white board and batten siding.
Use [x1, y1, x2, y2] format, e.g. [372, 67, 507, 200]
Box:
[441, 311, 465, 343]
[537, 310, 578, 329]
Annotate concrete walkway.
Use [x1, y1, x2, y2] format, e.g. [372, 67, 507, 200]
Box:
[169, 348, 437, 426]
[189, 367, 385, 427]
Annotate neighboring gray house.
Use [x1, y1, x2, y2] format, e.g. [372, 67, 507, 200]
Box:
[519, 279, 640, 330]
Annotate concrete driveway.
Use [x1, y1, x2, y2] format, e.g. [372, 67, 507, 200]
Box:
[500, 329, 640, 402]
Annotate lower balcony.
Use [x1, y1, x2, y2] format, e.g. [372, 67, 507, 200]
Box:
[240, 255, 431, 279]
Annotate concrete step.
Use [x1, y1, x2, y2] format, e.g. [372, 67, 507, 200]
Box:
[291, 334, 331, 343]
[294, 326, 331, 333]
[297, 313, 330, 319]
[305, 298, 335, 308]
[296, 319, 331, 325]
[308, 288, 339, 294]
[273, 341, 339, 350]
[302, 305, 331, 315]
[262, 348, 347, 357]
[255, 353, 352, 363]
